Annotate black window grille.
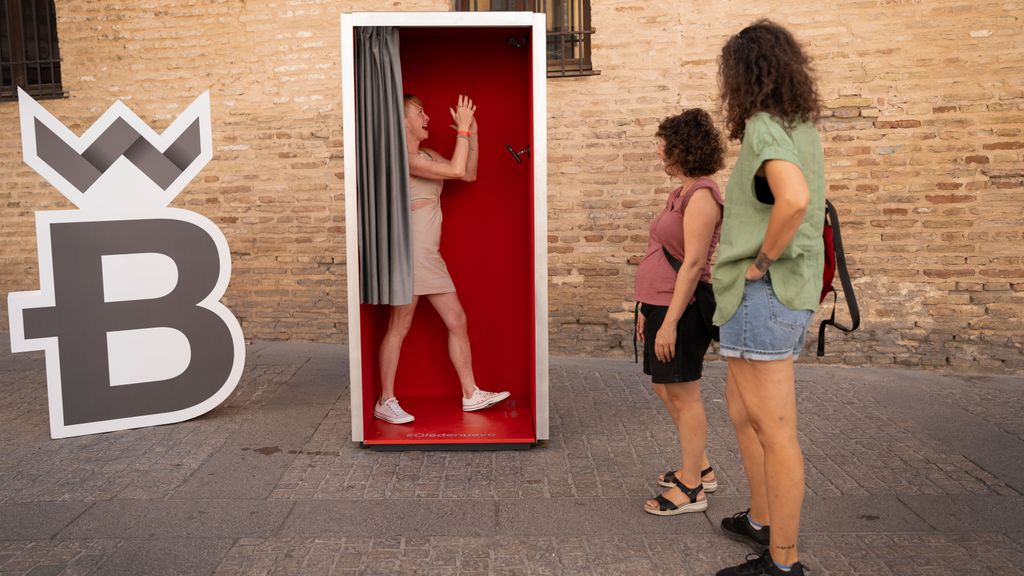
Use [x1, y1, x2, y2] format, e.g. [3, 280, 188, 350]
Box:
[453, 0, 598, 78]
[1, 0, 63, 102]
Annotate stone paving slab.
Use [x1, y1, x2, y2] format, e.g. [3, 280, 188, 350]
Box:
[263, 360, 344, 407]
[58, 500, 294, 540]
[899, 494, 1024, 532]
[171, 403, 333, 501]
[0, 540, 122, 576]
[281, 500, 499, 538]
[170, 445, 305, 501]
[865, 373, 1024, 493]
[0, 503, 91, 541]
[1, 342, 1023, 575]
[91, 538, 235, 576]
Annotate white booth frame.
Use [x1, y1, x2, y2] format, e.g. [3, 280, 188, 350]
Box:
[340, 12, 549, 443]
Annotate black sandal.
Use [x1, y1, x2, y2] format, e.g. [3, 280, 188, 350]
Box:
[658, 466, 718, 492]
[644, 478, 708, 516]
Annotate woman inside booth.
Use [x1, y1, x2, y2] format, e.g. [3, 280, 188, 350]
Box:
[373, 94, 511, 424]
[635, 108, 725, 516]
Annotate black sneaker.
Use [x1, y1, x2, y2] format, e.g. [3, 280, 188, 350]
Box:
[715, 549, 806, 576]
[721, 509, 770, 549]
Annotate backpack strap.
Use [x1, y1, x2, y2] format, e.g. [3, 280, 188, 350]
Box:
[817, 199, 861, 356]
[633, 301, 641, 363]
[662, 245, 682, 272]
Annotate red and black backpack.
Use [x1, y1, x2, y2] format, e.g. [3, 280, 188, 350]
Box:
[817, 200, 860, 355]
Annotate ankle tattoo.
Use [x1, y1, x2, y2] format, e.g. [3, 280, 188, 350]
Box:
[773, 544, 796, 550]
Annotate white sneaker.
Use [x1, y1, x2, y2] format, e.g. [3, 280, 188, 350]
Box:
[462, 388, 511, 412]
[373, 397, 414, 424]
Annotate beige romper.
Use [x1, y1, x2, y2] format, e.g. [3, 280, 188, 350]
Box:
[410, 150, 456, 295]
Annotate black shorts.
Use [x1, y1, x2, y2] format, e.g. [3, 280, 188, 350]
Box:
[641, 300, 714, 384]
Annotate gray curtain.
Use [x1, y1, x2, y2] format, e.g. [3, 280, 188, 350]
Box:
[355, 27, 413, 305]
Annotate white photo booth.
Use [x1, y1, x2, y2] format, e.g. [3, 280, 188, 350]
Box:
[341, 12, 549, 448]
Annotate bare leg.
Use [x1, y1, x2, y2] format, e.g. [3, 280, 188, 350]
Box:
[728, 357, 804, 566]
[646, 379, 708, 509]
[425, 292, 477, 397]
[652, 383, 679, 426]
[378, 296, 419, 401]
[653, 383, 715, 486]
[725, 360, 770, 527]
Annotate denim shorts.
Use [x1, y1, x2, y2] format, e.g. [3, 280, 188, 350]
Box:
[719, 274, 814, 361]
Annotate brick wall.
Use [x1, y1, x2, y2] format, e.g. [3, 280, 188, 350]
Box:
[1, 1, 1021, 372]
[547, 0, 1024, 372]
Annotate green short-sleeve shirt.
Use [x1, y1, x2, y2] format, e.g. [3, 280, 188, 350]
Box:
[712, 112, 826, 325]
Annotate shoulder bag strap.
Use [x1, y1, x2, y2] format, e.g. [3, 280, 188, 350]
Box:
[817, 199, 861, 356]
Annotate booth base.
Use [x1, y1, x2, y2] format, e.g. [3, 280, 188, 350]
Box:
[362, 394, 536, 450]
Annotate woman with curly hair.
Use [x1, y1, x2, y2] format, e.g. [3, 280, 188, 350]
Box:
[635, 108, 725, 516]
[712, 20, 824, 576]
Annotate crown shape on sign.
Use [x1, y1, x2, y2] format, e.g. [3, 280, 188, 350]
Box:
[19, 89, 213, 211]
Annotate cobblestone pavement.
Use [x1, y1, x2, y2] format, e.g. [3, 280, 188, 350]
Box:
[1, 341, 1022, 575]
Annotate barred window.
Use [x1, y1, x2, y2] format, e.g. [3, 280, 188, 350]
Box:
[453, 0, 598, 78]
[1, 0, 63, 102]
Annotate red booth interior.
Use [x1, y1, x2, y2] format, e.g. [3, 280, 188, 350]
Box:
[359, 26, 536, 447]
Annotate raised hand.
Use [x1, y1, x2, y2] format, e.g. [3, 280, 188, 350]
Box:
[448, 94, 476, 132]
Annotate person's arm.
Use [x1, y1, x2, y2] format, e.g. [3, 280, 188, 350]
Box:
[408, 142, 469, 180]
[653, 188, 720, 363]
[462, 118, 479, 182]
[408, 94, 475, 180]
[745, 159, 810, 280]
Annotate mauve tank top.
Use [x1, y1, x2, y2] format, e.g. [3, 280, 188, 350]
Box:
[634, 177, 723, 306]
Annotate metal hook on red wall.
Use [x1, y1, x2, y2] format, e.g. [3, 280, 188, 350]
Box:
[505, 144, 531, 163]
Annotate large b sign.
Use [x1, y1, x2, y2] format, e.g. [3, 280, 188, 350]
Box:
[8, 90, 245, 439]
